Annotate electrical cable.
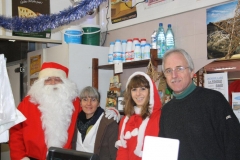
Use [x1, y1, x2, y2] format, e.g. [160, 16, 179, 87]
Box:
[122, 0, 146, 9]
[101, 0, 110, 46]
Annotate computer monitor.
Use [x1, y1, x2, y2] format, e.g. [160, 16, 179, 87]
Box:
[47, 147, 99, 160]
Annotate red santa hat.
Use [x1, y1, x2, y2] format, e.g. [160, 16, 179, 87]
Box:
[38, 62, 68, 79]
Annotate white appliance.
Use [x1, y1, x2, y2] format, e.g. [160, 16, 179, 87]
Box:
[27, 44, 112, 108]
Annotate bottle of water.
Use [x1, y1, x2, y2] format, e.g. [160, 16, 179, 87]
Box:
[156, 23, 166, 58]
[151, 30, 157, 49]
[166, 24, 175, 51]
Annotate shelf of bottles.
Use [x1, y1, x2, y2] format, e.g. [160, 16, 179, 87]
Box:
[98, 49, 162, 70]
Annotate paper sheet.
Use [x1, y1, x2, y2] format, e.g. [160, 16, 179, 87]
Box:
[142, 136, 179, 160]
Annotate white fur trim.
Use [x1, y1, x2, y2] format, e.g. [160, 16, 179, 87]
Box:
[134, 106, 141, 114]
[124, 131, 131, 139]
[39, 68, 67, 79]
[134, 117, 149, 157]
[115, 140, 124, 149]
[21, 157, 30, 160]
[131, 128, 138, 136]
[119, 116, 129, 148]
[126, 72, 154, 113]
[134, 150, 143, 157]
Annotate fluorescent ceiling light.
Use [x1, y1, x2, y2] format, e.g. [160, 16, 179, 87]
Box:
[9, 40, 16, 42]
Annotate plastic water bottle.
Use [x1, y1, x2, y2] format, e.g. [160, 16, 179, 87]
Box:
[156, 23, 166, 58]
[122, 40, 127, 62]
[151, 30, 157, 49]
[166, 24, 175, 51]
[113, 39, 122, 63]
[108, 42, 115, 64]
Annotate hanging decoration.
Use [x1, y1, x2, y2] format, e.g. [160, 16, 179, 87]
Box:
[0, 0, 106, 33]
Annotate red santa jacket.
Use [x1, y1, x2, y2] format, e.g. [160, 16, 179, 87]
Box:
[9, 96, 81, 160]
[116, 72, 162, 160]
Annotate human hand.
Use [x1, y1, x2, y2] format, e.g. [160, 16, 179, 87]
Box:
[105, 107, 120, 123]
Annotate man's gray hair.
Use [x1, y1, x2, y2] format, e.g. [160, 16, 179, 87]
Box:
[161, 48, 194, 72]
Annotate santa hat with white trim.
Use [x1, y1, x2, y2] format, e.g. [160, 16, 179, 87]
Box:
[38, 62, 68, 79]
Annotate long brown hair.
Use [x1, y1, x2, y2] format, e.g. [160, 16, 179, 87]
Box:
[124, 75, 150, 119]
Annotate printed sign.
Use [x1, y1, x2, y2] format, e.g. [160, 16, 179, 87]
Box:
[204, 72, 228, 101]
[232, 92, 240, 122]
[29, 54, 41, 86]
[12, 0, 51, 38]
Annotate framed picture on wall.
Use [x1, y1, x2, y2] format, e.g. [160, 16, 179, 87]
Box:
[206, 0, 240, 60]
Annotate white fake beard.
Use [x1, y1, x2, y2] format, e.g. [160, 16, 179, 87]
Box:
[28, 78, 78, 148]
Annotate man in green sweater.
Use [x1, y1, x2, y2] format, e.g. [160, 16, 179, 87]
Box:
[159, 48, 240, 160]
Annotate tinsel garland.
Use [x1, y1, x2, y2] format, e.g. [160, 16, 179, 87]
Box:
[0, 0, 106, 33]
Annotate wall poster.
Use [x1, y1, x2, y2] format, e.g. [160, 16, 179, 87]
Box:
[12, 0, 51, 39]
[111, 0, 137, 24]
[29, 54, 41, 87]
[204, 72, 229, 101]
[232, 92, 240, 122]
[206, 0, 240, 60]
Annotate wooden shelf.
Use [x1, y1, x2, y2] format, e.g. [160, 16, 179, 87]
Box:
[98, 58, 162, 70]
[97, 49, 162, 70]
[92, 49, 161, 90]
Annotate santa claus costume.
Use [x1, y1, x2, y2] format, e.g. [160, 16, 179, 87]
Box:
[9, 62, 81, 160]
[115, 72, 162, 160]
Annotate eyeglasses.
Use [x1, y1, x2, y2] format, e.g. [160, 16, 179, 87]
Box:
[164, 66, 190, 76]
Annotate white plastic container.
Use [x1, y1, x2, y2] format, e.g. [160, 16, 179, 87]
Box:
[140, 38, 147, 46]
[141, 44, 145, 58]
[134, 44, 141, 61]
[132, 38, 140, 61]
[122, 40, 127, 62]
[108, 42, 115, 64]
[113, 39, 122, 63]
[143, 43, 151, 60]
[126, 39, 133, 62]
